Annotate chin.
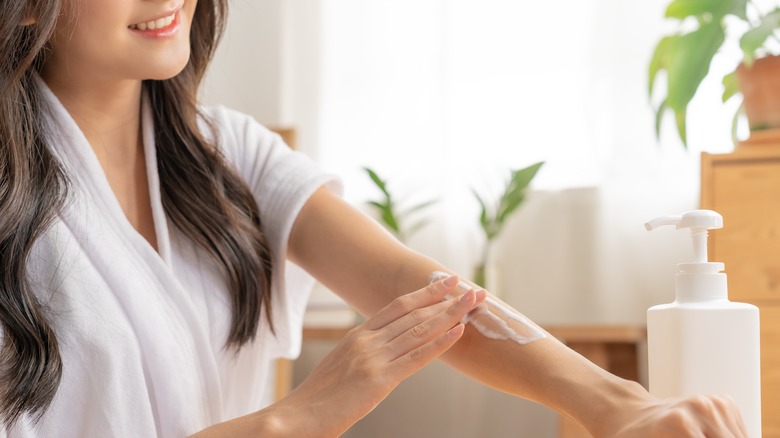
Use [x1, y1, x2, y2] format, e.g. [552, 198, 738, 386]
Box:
[143, 50, 192, 81]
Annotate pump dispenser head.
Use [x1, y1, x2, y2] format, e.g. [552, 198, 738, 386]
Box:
[645, 210, 723, 263]
[645, 210, 727, 302]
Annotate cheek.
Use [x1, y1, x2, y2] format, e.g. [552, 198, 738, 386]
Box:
[50, 8, 127, 65]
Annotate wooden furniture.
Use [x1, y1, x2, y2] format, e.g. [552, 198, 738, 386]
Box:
[277, 324, 646, 438]
[701, 130, 780, 438]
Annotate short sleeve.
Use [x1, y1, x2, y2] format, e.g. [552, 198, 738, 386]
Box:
[201, 105, 342, 358]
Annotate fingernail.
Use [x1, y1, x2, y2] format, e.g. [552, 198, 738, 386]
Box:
[443, 276, 457, 287]
[458, 290, 473, 304]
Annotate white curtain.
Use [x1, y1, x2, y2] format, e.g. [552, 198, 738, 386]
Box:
[282, 0, 743, 324]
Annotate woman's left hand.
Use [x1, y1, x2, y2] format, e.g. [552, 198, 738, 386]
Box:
[603, 390, 748, 437]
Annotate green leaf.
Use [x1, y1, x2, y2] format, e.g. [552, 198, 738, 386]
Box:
[654, 99, 668, 140]
[656, 20, 724, 146]
[400, 199, 438, 217]
[379, 207, 400, 234]
[649, 35, 677, 98]
[665, 21, 725, 113]
[675, 106, 688, 147]
[739, 8, 780, 64]
[367, 200, 388, 211]
[497, 194, 526, 225]
[472, 189, 492, 236]
[363, 167, 390, 198]
[731, 103, 743, 146]
[728, 0, 748, 20]
[509, 161, 544, 192]
[721, 71, 739, 103]
[495, 162, 543, 233]
[664, 0, 733, 19]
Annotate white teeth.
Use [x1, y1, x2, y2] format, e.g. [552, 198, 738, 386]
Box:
[129, 12, 175, 31]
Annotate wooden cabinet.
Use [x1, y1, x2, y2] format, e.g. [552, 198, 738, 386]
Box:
[701, 131, 780, 437]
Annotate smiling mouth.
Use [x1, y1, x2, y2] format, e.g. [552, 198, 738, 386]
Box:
[128, 11, 176, 31]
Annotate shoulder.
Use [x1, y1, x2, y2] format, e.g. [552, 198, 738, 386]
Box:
[199, 104, 284, 153]
[197, 105, 296, 181]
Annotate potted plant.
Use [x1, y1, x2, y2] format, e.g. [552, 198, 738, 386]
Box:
[363, 167, 437, 243]
[649, 0, 780, 145]
[472, 161, 544, 288]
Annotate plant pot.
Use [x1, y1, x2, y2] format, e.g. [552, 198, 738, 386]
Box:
[736, 55, 780, 133]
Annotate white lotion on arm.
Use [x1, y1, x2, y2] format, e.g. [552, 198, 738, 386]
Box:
[429, 271, 546, 345]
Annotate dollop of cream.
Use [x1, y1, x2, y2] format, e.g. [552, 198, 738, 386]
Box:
[429, 271, 546, 345]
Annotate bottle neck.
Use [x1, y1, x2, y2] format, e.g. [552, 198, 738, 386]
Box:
[675, 262, 728, 302]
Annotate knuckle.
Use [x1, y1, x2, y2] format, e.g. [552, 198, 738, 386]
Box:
[409, 307, 432, 322]
[389, 295, 413, 315]
[688, 395, 714, 413]
[409, 323, 428, 339]
[658, 409, 689, 429]
[712, 394, 737, 411]
[407, 347, 423, 363]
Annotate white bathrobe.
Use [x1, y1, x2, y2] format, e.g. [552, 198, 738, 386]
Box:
[3, 83, 340, 437]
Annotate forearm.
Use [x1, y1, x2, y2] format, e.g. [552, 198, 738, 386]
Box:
[392, 255, 650, 436]
[443, 326, 648, 435]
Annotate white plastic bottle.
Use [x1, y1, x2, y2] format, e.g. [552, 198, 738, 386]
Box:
[645, 210, 761, 438]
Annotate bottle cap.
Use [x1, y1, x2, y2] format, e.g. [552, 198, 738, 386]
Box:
[646, 210, 727, 301]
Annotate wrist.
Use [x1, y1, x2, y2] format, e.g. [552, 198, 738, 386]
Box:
[188, 404, 305, 438]
[250, 396, 334, 438]
[570, 373, 653, 436]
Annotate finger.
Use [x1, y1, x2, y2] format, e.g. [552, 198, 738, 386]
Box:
[388, 323, 465, 381]
[686, 395, 742, 438]
[364, 276, 459, 330]
[377, 288, 487, 342]
[710, 395, 748, 438]
[383, 289, 479, 360]
[722, 396, 748, 438]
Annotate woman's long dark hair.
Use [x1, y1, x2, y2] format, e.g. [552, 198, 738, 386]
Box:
[0, 0, 274, 426]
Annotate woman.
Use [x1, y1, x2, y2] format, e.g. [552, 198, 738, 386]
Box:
[0, 0, 747, 436]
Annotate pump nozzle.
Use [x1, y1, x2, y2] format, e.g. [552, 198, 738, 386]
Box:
[645, 210, 723, 263]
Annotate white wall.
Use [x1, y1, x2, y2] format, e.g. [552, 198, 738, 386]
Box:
[202, 1, 284, 123]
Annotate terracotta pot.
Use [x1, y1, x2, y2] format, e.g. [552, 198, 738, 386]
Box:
[736, 55, 780, 132]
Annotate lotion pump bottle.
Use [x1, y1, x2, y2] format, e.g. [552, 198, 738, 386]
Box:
[645, 210, 761, 438]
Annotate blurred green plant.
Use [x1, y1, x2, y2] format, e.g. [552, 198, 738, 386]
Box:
[364, 167, 437, 243]
[649, 0, 780, 146]
[472, 161, 544, 288]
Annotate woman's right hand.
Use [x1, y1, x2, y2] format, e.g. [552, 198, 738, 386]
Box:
[272, 276, 485, 437]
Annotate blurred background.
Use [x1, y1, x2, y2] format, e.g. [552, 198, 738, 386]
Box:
[200, 0, 758, 436]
